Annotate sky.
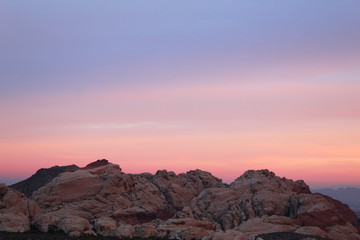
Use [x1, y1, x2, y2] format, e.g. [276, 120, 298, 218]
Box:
[1, 1, 360, 188]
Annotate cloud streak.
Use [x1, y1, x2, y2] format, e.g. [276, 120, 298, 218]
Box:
[70, 122, 192, 130]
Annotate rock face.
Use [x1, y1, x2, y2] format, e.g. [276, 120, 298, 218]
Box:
[9, 164, 79, 197]
[2, 160, 360, 240]
[31, 161, 223, 237]
[0, 183, 41, 232]
[314, 187, 360, 218]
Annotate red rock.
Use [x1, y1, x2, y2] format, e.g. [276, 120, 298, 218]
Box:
[4, 162, 359, 239]
[84, 159, 110, 168]
[295, 193, 360, 232]
[0, 185, 41, 232]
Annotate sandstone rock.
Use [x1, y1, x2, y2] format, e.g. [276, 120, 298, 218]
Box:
[326, 223, 360, 240]
[0, 213, 30, 232]
[34, 169, 105, 203]
[230, 169, 310, 194]
[149, 169, 224, 210]
[0, 186, 41, 232]
[57, 215, 95, 237]
[32, 162, 224, 232]
[204, 230, 246, 240]
[165, 218, 214, 230]
[93, 216, 117, 236]
[33, 214, 51, 232]
[82, 159, 110, 170]
[0, 183, 8, 196]
[186, 170, 311, 231]
[179, 169, 360, 240]
[265, 215, 296, 225]
[293, 193, 360, 238]
[134, 223, 158, 238]
[295, 226, 327, 238]
[175, 226, 209, 240]
[116, 224, 135, 238]
[189, 187, 246, 230]
[235, 217, 297, 237]
[8, 161, 359, 239]
[156, 217, 215, 240]
[174, 206, 194, 218]
[9, 165, 79, 197]
[28, 200, 42, 219]
[158, 223, 210, 240]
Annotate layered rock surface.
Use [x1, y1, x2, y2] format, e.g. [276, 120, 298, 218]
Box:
[1, 160, 359, 240]
[0, 183, 41, 232]
[9, 164, 79, 197]
[31, 161, 223, 237]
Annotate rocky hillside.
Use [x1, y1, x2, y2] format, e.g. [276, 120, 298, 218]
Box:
[9, 164, 79, 197]
[1, 160, 360, 240]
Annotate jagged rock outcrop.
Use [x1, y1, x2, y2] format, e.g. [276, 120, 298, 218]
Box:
[184, 170, 311, 230]
[9, 164, 79, 197]
[1, 160, 360, 240]
[181, 169, 360, 239]
[0, 183, 41, 232]
[31, 161, 223, 237]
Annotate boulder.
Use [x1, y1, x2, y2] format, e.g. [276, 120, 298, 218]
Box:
[0, 213, 30, 232]
[0, 185, 41, 232]
[116, 224, 135, 238]
[93, 216, 117, 236]
[57, 215, 95, 237]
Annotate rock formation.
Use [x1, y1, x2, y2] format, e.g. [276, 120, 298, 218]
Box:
[1, 160, 359, 240]
[9, 164, 79, 197]
[0, 183, 41, 232]
[314, 187, 360, 219]
[31, 162, 223, 237]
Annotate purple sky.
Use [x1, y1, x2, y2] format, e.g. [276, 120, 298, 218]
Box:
[1, 1, 360, 188]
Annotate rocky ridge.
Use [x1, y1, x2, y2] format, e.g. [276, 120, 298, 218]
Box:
[9, 164, 79, 197]
[1, 160, 359, 240]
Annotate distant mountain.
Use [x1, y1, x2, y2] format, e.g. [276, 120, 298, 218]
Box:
[314, 187, 360, 218]
[9, 164, 79, 197]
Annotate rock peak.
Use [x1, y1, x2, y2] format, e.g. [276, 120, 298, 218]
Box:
[242, 169, 275, 178]
[231, 169, 311, 194]
[85, 159, 110, 168]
